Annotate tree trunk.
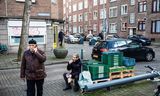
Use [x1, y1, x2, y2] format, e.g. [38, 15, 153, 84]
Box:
[17, 0, 32, 61]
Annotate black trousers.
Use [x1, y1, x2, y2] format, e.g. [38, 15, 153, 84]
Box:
[27, 79, 44, 96]
[63, 73, 79, 89]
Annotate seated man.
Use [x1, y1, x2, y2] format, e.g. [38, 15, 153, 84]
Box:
[63, 53, 82, 92]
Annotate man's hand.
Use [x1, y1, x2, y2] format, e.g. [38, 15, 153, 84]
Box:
[21, 78, 25, 82]
[34, 47, 38, 52]
[69, 60, 73, 64]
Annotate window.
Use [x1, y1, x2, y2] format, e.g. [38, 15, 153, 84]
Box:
[84, 0, 88, 8]
[93, 0, 98, 6]
[130, 0, 135, 5]
[121, 4, 128, 15]
[109, 23, 117, 33]
[84, 25, 88, 31]
[100, 0, 106, 5]
[121, 22, 127, 31]
[78, 26, 83, 33]
[152, 0, 160, 12]
[109, 7, 118, 18]
[110, 0, 117, 2]
[51, 0, 57, 4]
[16, 0, 35, 3]
[138, 1, 147, 12]
[152, 20, 160, 33]
[73, 26, 77, 33]
[93, 24, 97, 31]
[73, 4, 77, 12]
[100, 9, 106, 19]
[130, 13, 135, 24]
[78, 2, 83, 10]
[138, 21, 145, 31]
[93, 11, 98, 20]
[8, 21, 46, 45]
[84, 12, 88, 21]
[63, 0, 66, 5]
[69, 6, 71, 13]
[78, 14, 83, 22]
[63, 8, 66, 14]
[73, 15, 77, 22]
[69, 16, 71, 22]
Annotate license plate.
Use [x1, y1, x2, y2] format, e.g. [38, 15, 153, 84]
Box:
[93, 55, 98, 58]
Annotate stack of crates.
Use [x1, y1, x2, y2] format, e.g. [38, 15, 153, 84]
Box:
[101, 51, 123, 67]
[82, 60, 109, 80]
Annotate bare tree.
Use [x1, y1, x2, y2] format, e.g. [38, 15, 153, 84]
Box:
[17, 0, 32, 61]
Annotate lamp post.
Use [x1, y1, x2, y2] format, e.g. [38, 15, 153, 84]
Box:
[102, 0, 108, 40]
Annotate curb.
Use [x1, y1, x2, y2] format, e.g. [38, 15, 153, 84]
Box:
[0, 60, 68, 70]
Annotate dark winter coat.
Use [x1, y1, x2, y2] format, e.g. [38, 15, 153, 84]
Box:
[20, 49, 47, 80]
[67, 59, 82, 78]
[58, 31, 64, 41]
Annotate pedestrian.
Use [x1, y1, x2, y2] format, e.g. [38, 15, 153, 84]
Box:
[20, 39, 47, 96]
[98, 32, 103, 40]
[58, 29, 65, 46]
[63, 53, 82, 92]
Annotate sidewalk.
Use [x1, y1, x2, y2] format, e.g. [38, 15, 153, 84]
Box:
[0, 41, 93, 70]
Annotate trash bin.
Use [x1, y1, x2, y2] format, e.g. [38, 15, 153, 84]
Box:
[79, 37, 84, 44]
[89, 38, 96, 45]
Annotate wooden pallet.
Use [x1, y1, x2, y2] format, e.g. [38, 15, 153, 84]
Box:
[109, 70, 134, 80]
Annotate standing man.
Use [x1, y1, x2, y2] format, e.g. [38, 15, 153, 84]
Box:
[20, 39, 47, 96]
[63, 53, 82, 92]
[58, 29, 65, 46]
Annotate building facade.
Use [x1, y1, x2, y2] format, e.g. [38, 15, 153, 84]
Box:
[0, 0, 64, 55]
[63, 0, 160, 41]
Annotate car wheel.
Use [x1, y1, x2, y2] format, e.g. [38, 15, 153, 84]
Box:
[145, 52, 153, 62]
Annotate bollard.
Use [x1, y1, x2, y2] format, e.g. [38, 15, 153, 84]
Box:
[81, 49, 83, 60]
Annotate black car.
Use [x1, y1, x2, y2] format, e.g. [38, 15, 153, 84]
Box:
[91, 38, 155, 62]
[128, 34, 151, 46]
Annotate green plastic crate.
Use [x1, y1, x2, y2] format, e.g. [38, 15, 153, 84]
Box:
[82, 59, 100, 65]
[89, 64, 109, 74]
[101, 51, 123, 67]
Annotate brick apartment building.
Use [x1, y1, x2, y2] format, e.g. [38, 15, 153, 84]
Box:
[63, 0, 160, 41]
[0, 0, 64, 55]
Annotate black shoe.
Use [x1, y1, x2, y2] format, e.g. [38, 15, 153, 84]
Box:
[63, 87, 72, 91]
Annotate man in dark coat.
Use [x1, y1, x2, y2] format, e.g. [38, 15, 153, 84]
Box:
[20, 39, 46, 96]
[58, 29, 65, 46]
[63, 53, 82, 92]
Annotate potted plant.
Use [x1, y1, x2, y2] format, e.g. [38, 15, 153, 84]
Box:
[53, 45, 68, 59]
[53, 30, 68, 59]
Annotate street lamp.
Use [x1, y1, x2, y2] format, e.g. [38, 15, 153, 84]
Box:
[102, 0, 108, 40]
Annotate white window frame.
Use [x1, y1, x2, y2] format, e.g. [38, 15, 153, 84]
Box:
[93, 11, 98, 20]
[100, 0, 106, 5]
[93, 0, 98, 6]
[109, 6, 118, 18]
[51, 0, 57, 4]
[100, 9, 106, 19]
[130, 13, 135, 24]
[110, 0, 117, 2]
[84, 0, 88, 8]
[130, 0, 135, 5]
[73, 4, 77, 12]
[69, 6, 71, 13]
[93, 24, 97, 31]
[84, 12, 88, 21]
[109, 23, 117, 33]
[73, 15, 77, 22]
[73, 26, 77, 33]
[78, 14, 83, 22]
[121, 22, 127, 31]
[16, 0, 36, 3]
[78, 2, 83, 10]
[121, 4, 128, 15]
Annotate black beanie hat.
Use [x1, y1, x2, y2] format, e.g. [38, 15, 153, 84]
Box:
[29, 39, 37, 44]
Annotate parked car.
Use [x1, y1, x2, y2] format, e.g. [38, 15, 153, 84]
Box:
[127, 34, 151, 46]
[64, 35, 79, 43]
[91, 38, 155, 62]
[89, 36, 101, 45]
